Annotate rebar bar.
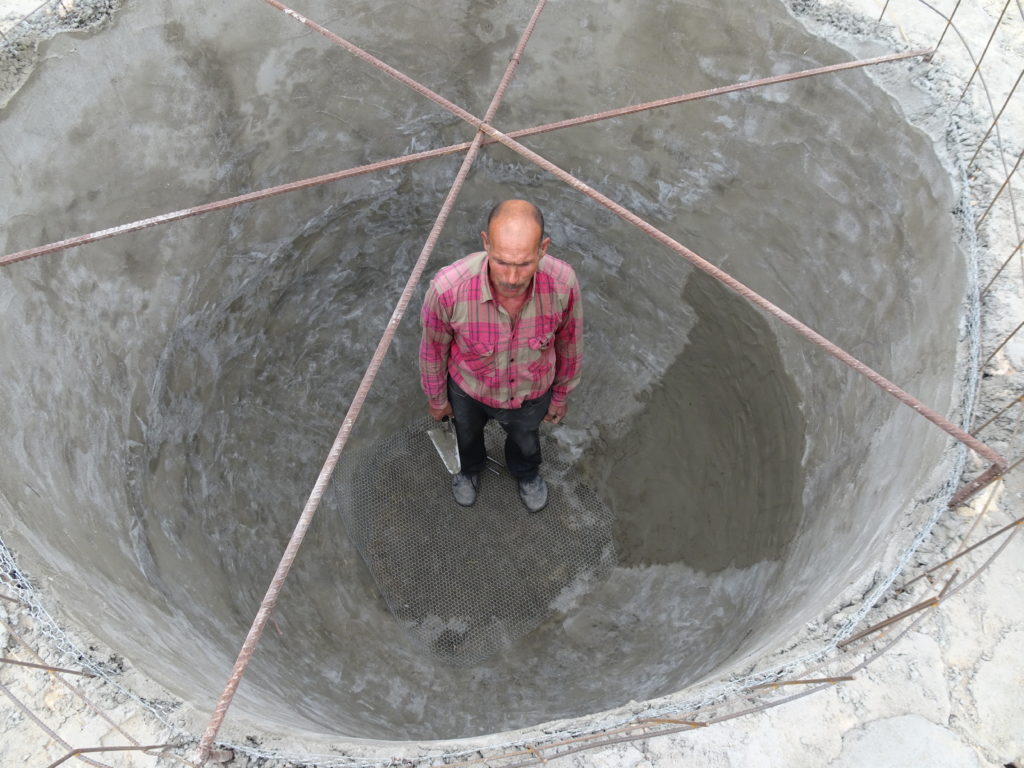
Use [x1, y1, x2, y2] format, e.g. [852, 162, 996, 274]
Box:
[915, 0, 1024, 243]
[980, 235, 1024, 296]
[195, 1, 550, 761]
[977, 146, 1024, 226]
[934, 0, 964, 51]
[468, 121, 1008, 483]
[2, 2, 1023, 766]
[0, 681, 113, 768]
[0, 52, 931, 269]
[0, 616, 198, 768]
[46, 744, 178, 768]
[0, 656, 96, 677]
[960, 0, 1013, 99]
[968, 67, 1024, 168]
[194, 5, 1002, 760]
[836, 597, 940, 648]
[750, 676, 854, 690]
[901, 515, 1024, 590]
[980, 317, 1024, 370]
[972, 392, 1024, 435]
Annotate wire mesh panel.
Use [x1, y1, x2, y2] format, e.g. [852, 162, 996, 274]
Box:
[331, 418, 615, 666]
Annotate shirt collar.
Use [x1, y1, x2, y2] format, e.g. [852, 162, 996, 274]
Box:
[478, 251, 541, 304]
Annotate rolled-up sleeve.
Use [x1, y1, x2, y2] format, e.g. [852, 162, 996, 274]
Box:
[419, 282, 453, 409]
[551, 276, 583, 407]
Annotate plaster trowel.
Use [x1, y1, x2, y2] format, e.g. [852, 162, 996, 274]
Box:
[427, 416, 461, 474]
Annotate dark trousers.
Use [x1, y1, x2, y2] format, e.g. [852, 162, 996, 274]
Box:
[447, 377, 552, 481]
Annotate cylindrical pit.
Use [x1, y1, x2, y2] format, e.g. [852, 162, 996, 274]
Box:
[0, 0, 963, 746]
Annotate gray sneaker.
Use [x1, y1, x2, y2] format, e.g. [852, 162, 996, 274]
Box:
[518, 474, 548, 513]
[452, 472, 479, 506]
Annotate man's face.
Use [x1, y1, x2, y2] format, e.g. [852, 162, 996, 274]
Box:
[481, 221, 551, 299]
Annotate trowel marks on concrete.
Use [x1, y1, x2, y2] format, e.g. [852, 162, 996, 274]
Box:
[0, 0, 963, 745]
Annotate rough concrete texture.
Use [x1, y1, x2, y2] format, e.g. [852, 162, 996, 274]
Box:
[0, 0, 1006, 760]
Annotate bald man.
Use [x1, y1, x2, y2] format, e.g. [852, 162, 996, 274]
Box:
[419, 200, 583, 512]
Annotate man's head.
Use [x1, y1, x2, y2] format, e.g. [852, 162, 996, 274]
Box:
[481, 199, 551, 299]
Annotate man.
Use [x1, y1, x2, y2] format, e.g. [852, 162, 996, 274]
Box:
[419, 199, 583, 512]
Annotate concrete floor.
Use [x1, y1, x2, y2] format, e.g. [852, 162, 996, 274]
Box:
[0, 0, 982, 756]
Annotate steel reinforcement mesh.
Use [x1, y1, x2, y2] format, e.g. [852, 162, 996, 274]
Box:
[329, 417, 615, 666]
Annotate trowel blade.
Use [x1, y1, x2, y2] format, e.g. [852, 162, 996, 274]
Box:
[427, 418, 461, 474]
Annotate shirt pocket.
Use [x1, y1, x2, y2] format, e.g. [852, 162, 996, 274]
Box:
[528, 331, 555, 352]
[525, 332, 555, 380]
[457, 337, 496, 373]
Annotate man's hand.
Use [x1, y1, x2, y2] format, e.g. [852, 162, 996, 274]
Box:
[544, 401, 568, 424]
[429, 402, 453, 421]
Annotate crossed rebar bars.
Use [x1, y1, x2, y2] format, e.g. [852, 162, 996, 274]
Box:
[193, 0, 1003, 757]
[1, 0, 1022, 765]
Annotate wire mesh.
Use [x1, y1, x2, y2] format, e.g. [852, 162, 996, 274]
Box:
[329, 419, 615, 667]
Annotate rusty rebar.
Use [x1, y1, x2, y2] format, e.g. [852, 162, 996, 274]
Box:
[466, 122, 1008, 477]
[937, 567, 961, 598]
[837, 597, 940, 648]
[0, 51, 931, 269]
[838, 567, 961, 650]
[0, 145, 468, 268]
[261, 0, 1007, 581]
[980, 235, 1024, 297]
[935, 518, 1020, 603]
[934, 0, 964, 52]
[261, 0, 479, 126]
[901, 515, 1024, 590]
[955, 484, 1001, 557]
[194, 2, 550, 761]
[948, 461, 1007, 508]
[498, 49, 931, 140]
[0, 681, 113, 768]
[960, 0, 1012, 99]
[914, 0, 1024, 249]
[46, 745, 178, 768]
[969, 67, 1024, 168]
[750, 676, 854, 690]
[972, 392, 1024, 435]
[977, 145, 1024, 226]
[0, 656, 96, 677]
[979, 317, 1024, 370]
[1004, 452, 1024, 476]
[0, 617, 199, 768]
[644, 718, 708, 727]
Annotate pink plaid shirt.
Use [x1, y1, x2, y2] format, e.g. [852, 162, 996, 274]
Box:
[420, 251, 583, 410]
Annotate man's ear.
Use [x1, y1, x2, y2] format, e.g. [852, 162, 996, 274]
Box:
[540, 236, 551, 255]
[480, 231, 490, 251]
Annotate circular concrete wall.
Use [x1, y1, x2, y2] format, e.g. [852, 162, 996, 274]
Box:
[0, 0, 963, 745]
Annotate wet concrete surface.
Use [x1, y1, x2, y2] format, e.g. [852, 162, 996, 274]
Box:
[0, 0, 963, 744]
